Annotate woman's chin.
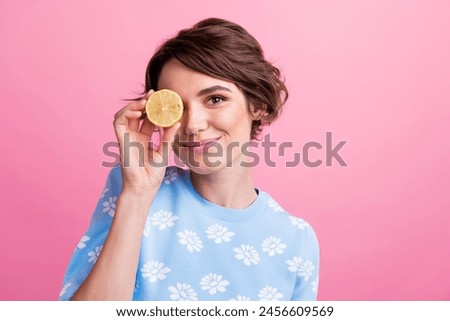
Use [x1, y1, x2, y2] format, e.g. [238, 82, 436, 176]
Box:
[183, 158, 227, 175]
[187, 166, 219, 176]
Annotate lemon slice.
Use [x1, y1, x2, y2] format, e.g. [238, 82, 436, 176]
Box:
[145, 89, 184, 127]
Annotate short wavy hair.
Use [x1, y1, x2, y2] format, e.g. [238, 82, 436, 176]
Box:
[142, 18, 288, 139]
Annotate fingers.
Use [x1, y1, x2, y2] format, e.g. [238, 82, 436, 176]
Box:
[124, 89, 155, 131]
[128, 109, 144, 132]
[130, 89, 154, 111]
[114, 106, 143, 136]
[157, 122, 181, 160]
[145, 89, 155, 100]
[139, 117, 156, 136]
[113, 89, 155, 141]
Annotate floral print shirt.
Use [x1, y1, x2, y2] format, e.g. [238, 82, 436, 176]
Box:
[59, 166, 320, 301]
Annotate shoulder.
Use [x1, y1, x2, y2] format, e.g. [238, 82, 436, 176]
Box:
[259, 191, 320, 253]
[102, 165, 189, 204]
[104, 165, 187, 189]
[103, 164, 122, 193]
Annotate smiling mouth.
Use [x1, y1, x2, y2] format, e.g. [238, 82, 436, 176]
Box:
[181, 137, 221, 148]
[178, 137, 222, 155]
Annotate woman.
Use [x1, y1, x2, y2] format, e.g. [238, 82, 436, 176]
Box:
[60, 18, 319, 301]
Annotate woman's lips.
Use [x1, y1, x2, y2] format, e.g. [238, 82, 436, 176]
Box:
[181, 137, 221, 154]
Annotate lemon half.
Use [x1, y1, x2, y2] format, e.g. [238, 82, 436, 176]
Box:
[145, 89, 183, 127]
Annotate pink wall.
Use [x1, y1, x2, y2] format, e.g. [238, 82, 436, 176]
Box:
[1, 1, 449, 300]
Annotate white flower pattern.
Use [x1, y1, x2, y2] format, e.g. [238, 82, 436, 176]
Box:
[151, 210, 178, 230]
[268, 198, 284, 212]
[233, 244, 260, 266]
[229, 295, 251, 301]
[87, 245, 102, 264]
[143, 216, 151, 237]
[102, 196, 117, 217]
[164, 169, 179, 184]
[100, 186, 109, 199]
[205, 224, 235, 244]
[258, 286, 284, 301]
[289, 216, 310, 230]
[299, 260, 315, 281]
[76, 235, 90, 250]
[199, 273, 230, 295]
[59, 282, 71, 297]
[178, 230, 203, 252]
[168, 283, 198, 301]
[261, 236, 286, 256]
[141, 261, 171, 283]
[286, 256, 315, 281]
[312, 277, 319, 293]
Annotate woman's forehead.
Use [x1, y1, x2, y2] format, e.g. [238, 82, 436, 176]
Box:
[158, 58, 239, 95]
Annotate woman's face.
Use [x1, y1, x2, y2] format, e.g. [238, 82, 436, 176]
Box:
[158, 58, 255, 175]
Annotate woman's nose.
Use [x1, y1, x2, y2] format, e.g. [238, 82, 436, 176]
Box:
[183, 103, 208, 136]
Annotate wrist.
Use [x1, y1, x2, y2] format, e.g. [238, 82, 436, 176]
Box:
[113, 189, 156, 222]
[117, 188, 157, 212]
[121, 186, 159, 198]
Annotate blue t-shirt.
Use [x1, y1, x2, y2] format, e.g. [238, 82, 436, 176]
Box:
[59, 166, 320, 301]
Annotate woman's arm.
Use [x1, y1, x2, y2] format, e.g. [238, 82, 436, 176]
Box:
[70, 189, 154, 300]
[69, 90, 180, 300]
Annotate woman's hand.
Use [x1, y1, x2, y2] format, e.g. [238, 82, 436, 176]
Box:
[71, 90, 177, 301]
[113, 89, 181, 195]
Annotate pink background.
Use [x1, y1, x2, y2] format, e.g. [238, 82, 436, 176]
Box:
[1, 1, 449, 300]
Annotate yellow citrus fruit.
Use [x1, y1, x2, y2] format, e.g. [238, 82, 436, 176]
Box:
[145, 89, 184, 127]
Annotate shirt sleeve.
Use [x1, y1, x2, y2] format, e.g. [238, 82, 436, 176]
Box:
[290, 223, 320, 301]
[58, 165, 122, 300]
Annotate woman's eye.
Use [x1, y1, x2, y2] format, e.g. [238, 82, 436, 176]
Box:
[208, 96, 226, 105]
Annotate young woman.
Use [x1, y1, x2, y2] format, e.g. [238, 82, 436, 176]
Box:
[60, 18, 319, 301]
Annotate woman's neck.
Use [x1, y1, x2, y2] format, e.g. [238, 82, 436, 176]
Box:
[189, 166, 257, 209]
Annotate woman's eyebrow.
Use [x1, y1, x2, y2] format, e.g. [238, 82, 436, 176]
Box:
[196, 85, 232, 97]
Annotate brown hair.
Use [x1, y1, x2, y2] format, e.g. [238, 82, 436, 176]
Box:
[142, 18, 288, 139]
